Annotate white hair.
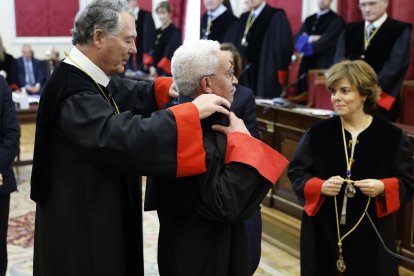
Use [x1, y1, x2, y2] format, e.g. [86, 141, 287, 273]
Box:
[171, 40, 221, 97]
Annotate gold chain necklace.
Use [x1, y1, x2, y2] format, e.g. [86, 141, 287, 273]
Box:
[64, 51, 120, 115]
[364, 22, 383, 50]
[334, 119, 371, 273]
[241, 12, 257, 47]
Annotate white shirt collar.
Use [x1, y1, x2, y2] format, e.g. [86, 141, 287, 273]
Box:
[207, 4, 227, 20]
[252, 2, 266, 18]
[365, 13, 387, 29]
[63, 46, 110, 87]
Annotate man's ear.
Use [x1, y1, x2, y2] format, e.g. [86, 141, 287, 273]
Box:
[200, 76, 213, 94]
[92, 29, 105, 49]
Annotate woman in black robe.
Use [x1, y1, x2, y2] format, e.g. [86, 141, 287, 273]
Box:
[148, 1, 181, 77]
[288, 60, 414, 275]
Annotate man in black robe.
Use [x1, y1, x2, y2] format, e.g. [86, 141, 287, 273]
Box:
[234, 0, 293, 98]
[31, 2, 239, 276]
[290, 0, 344, 103]
[334, 0, 412, 121]
[127, 0, 156, 71]
[200, 0, 239, 43]
[145, 40, 288, 276]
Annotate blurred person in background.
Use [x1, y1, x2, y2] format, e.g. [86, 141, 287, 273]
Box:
[17, 44, 46, 94]
[0, 75, 19, 276]
[0, 35, 18, 90]
[148, 1, 181, 77]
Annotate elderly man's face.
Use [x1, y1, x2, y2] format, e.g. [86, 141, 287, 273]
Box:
[207, 51, 237, 103]
[317, 0, 332, 10]
[359, 0, 388, 23]
[204, 0, 223, 11]
[99, 12, 137, 76]
[247, 0, 264, 10]
[22, 45, 33, 59]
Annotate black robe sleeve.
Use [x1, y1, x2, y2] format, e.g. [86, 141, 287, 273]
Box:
[287, 130, 315, 206]
[376, 27, 411, 100]
[256, 11, 293, 98]
[392, 133, 414, 205]
[311, 16, 344, 56]
[58, 90, 181, 176]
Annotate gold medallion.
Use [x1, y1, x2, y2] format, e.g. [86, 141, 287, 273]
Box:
[336, 257, 346, 272]
[345, 183, 356, 198]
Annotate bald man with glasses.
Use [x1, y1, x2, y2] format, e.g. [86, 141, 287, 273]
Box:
[334, 0, 412, 122]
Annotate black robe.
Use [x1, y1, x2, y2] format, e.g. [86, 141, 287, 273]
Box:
[295, 10, 344, 94]
[128, 9, 156, 71]
[334, 18, 412, 121]
[145, 97, 288, 276]
[234, 4, 293, 98]
[288, 116, 414, 276]
[31, 62, 207, 276]
[200, 9, 239, 43]
[150, 23, 181, 76]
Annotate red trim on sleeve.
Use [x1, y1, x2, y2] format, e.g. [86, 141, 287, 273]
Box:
[224, 132, 288, 185]
[278, 70, 288, 86]
[376, 177, 400, 218]
[9, 83, 19, 91]
[168, 103, 206, 177]
[304, 177, 326, 216]
[143, 53, 154, 66]
[154, 77, 173, 109]
[157, 57, 171, 75]
[377, 91, 395, 111]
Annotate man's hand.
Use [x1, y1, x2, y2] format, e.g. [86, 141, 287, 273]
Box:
[309, 35, 321, 43]
[0, 174, 3, 187]
[27, 85, 41, 94]
[192, 94, 230, 119]
[212, 112, 250, 135]
[168, 83, 178, 99]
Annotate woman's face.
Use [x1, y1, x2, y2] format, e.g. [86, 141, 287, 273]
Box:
[156, 8, 171, 26]
[330, 78, 367, 118]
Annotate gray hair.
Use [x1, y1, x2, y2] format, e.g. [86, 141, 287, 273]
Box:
[71, 0, 133, 46]
[171, 40, 221, 97]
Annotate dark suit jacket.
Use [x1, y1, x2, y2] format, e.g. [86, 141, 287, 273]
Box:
[0, 76, 19, 195]
[17, 57, 47, 89]
[231, 84, 259, 139]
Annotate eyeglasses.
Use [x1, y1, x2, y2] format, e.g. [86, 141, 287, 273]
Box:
[205, 69, 235, 80]
[358, 1, 382, 9]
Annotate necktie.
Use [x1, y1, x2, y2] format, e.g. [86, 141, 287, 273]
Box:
[24, 59, 35, 85]
[366, 24, 375, 39]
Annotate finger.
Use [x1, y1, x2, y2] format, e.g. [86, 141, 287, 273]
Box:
[214, 96, 231, 109]
[214, 105, 230, 116]
[212, 124, 228, 134]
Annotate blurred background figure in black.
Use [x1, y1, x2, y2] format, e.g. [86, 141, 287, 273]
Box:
[0, 75, 19, 276]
